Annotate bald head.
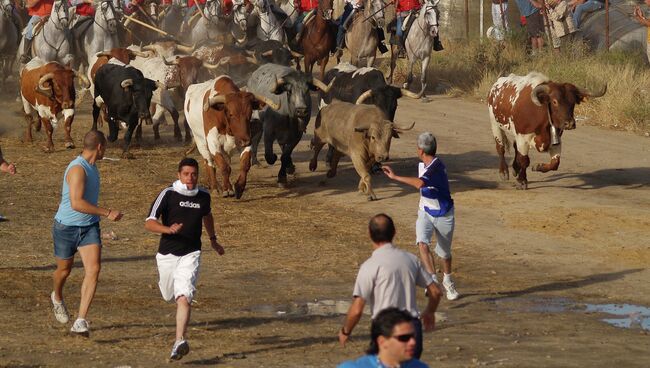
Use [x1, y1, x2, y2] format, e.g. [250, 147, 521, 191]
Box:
[83, 130, 107, 150]
[369, 213, 396, 244]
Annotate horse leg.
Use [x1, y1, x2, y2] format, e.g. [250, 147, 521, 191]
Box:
[403, 58, 414, 90]
[319, 56, 328, 81]
[420, 56, 430, 100]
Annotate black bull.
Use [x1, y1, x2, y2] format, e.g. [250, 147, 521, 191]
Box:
[92, 63, 158, 158]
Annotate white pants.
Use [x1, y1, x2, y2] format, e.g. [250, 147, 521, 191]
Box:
[156, 250, 201, 303]
[492, 3, 509, 40]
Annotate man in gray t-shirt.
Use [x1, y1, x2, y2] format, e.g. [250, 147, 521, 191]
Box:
[338, 214, 442, 359]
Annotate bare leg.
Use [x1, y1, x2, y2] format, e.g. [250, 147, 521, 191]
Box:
[52, 257, 74, 302]
[77, 244, 101, 320]
[176, 296, 191, 340]
[418, 242, 436, 275]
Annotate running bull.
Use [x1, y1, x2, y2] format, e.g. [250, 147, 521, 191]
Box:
[309, 100, 414, 201]
[488, 72, 606, 189]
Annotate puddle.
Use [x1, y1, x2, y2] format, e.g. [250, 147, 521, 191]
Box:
[247, 299, 447, 322]
[490, 296, 650, 331]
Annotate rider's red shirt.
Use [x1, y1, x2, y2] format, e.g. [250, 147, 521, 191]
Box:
[27, 0, 54, 17]
[396, 0, 421, 13]
[188, 0, 207, 7]
[75, 3, 95, 16]
[297, 0, 318, 12]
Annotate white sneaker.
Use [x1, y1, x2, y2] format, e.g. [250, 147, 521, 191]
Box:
[170, 339, 190, 360]
[50, 292, 69, 324]
[443, 278, 460, 301]
[70, 318, 90, 337]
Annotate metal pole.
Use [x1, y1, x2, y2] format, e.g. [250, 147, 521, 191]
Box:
[478, 0, 483, 42]
[605, 0, 610, 49]
[465, 0, 469, 40]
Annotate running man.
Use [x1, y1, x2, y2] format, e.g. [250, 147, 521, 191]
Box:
[51, 130, 123, 336]
[145, 157, 225, 361]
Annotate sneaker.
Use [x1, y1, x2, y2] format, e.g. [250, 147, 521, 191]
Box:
[170, 339, 190, 361]
[70, 318, 90, 337]
[50, 292, 69, 324]
[442, 278, 460, 301]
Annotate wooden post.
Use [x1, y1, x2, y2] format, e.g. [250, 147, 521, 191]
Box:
[465, 0, 469, 40]
[605, 0, 610, 49]
[480, 0, 484, 42]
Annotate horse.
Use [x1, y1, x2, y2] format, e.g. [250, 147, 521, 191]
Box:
[299, 0, 335, 80]
[121, 0, 162, 46]
[249, 0, 285, 43]
[276, 0, 297, 28]
[17, 0, 72, 67]
[188, 0, 248, 45]
[0, 0, 19, 85]
[159, 2, 184, 36]
[343, 0, 385, 67]
[75, 0, 119, 70]
[388, 0, 439, 98]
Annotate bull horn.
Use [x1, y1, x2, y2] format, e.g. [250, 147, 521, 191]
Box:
[400, 88, 423, 99]
[129, 49, 152, 58]
[254, 93, 281, 111]
[38, 73, 55, 91]
[121, 79, 133, 88]
[262, 50, 273, 57]
[355, 90, 373, 104]
[290, 50, 303, 58]
[203, 56, 230, 69]
[174, 43, 196, 54]
[203, 95, 227, 112]
[312, 77, 335, 93]
[578, 83, 607, 98]
[531, 84, 551, 106]
[75, 71, 91, 89]
[245, 56, 259, 65]
[393, 121, 416, 132]
[244, 49, 256, 56]
[163, 56, 180, 66]
[96, 51, 113, 58]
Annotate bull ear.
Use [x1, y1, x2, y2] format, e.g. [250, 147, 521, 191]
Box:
[148, 79, 159, 91]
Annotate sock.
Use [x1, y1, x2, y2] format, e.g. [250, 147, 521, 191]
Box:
[430, 272, 439, 283]
[443, 273, 453, 284]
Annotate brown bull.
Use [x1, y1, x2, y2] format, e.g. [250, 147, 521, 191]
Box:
[488, 72, 606, 189]
[20, 59, 89, 152]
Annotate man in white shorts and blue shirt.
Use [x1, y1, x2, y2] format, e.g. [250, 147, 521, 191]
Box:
[382, 132, 460, 301]
[145, 157, 225, 361]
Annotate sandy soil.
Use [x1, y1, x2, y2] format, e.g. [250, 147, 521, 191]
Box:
[0, 77, 648, 368]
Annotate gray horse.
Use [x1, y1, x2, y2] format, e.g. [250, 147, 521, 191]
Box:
[189, 0, 248, 45]
[0, 0, 19, 85]
[75, 0, 119, 69]
[344, 0, 384, 67]
[17, 0, 73, 67]
[388, 0, 439, 98]
[249, 0, 285, 43]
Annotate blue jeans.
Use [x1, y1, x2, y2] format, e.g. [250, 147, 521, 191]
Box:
[52, 220, 102, 259]
[413, 318, 423, 359]
[396, 15, 404, 38]
[336, 4, 353, 47]
[573, 0, 603, 28]
[25, 16, 41, 40]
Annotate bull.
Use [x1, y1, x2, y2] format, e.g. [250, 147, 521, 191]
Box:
[488, 72, 606, 189]
[309, 100, 415, 201]
[92, 62, 158, 159]
[20, 58, 89, 152]
[246, 63, 333, 186]
[184, 75, 280, 199]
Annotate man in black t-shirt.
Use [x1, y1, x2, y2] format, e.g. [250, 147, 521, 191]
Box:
[145, 157, 225, 361]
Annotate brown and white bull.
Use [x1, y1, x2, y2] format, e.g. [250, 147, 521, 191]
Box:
[488, 72, 606, 190]
[309, 101, 415, 201]
[184, 76, 279, 199]
[20, 58, 89, 152]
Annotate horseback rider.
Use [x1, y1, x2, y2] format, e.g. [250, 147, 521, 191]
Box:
[293, 0, 317, 41]
[21, 0, 54, 63]
[393, 0, 419, 57]
[335, 0, 388, 56]
[70, 0, 95, 23]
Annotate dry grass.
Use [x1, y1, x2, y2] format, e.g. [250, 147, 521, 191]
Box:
[389, 31, 650, 134]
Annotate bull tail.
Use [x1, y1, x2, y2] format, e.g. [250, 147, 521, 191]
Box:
[489, 107, 510, 153]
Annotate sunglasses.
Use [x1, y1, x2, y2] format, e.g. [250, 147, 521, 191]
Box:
[391, 333, 416, 343]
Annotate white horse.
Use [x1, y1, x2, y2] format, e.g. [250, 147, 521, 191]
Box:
[77, 0, 119, 68]
[0, 0, 19, 85]
[250, 0, 285, 43]
[344, 0, 385, 67]
[388, 0, 439, 98]
[190, 0, 248, 45]
[275, 0, 297, 28]
[17, 0, 73, 67]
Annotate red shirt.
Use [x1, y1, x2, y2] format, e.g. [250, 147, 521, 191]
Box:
[188, 0, 207, 7]
[396, 0, 421, 13]
[297, 0, 318, 12]
[75, 2, 95, 16]
[27, 0, 54, 17]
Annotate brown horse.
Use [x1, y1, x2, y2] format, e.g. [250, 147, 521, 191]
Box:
[298, 0, 335, 80]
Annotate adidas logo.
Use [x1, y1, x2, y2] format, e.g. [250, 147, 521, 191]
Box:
[179, 201, 200, 209]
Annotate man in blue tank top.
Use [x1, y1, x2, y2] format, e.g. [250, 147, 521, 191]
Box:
[381, 132, 460, 301]
[51, 130, 124, 337]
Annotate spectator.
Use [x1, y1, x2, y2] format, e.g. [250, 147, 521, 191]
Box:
[633, 0, 650, 63]
[545, 0, 577, 52]
[0, 145, 16, 175]
[338, 214, 442, 359]
[570, 0, 605, 28]
[338, 308, 429, 368]
[490, 0, 509, 41]
[514, 0, 545, 54]
[382, 133, 459, 301]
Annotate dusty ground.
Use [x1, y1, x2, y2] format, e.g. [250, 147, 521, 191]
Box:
[0, 75, 648, 368]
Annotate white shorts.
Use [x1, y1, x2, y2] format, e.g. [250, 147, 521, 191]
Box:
[415, 208, 455, 259]
[156, 250, 201, 303]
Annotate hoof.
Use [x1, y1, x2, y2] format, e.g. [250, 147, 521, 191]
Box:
[532, 164, 544, 172]
[499, 171, 509, 181]
[121, 152, 135, 159]
[286, 164, 296, 175]
[277, 182, 288, 189]
[367, 194, 378, 201]
[235, 187, 244, 199]
[42, 146, 54, 153]
[309, 160, 317, 172]
[265, 153, 278, 165]
[326, 169, 336, 178]
[65, 142, 75, 149]
[515, 181, 528, 190]
[420, 96, 431, 103]
[184, 136, 193, 144]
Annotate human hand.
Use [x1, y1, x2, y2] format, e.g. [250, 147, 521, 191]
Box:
[381, 165, 396, 179]
[422, 313, 435, 332]
[167, 222, 183, 234]
[338, 329, 350, 347]
[107, 209, 124, 221]
[2, 163, 17, 175]
[211, 239, 225, 255]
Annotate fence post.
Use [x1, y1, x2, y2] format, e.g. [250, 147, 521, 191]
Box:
[480, 0, 484, 42]
[605, 0, 610, 50]
[465, 0, 469, 40]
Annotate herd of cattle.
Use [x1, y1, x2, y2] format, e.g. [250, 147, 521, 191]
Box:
[4, 3, 609, 199]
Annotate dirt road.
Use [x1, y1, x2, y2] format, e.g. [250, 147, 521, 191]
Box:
[0, 89, 648, 367]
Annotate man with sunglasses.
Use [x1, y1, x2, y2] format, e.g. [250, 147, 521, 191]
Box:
[338, 308, 428, 367]
[339, 214, 442, 359]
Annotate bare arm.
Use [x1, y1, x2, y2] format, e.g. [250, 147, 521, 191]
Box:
[338, 296, 365, 347]
[67, 166, 122, 221]
[382, 165, 425, 190]
[144, 218, 183, 234]
[203, 213, 224, 255]
[421, 282, 442, 332]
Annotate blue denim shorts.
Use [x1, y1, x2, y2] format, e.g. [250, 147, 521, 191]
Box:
[52, 220, 102, 259]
